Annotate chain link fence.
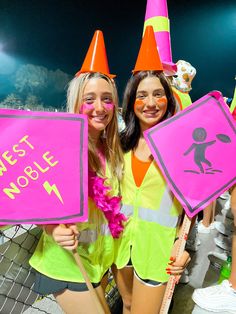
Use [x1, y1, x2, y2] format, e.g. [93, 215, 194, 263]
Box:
[0, 225, 121, 314]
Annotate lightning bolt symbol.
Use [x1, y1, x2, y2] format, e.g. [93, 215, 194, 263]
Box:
[43, 181, 64, 204]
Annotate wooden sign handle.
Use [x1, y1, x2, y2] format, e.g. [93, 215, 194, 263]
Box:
[60, 224, 106, 314]
[159, 215, 192, 314]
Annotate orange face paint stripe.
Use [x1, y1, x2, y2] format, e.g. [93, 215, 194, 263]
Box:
[156, 97, 168, 106]
[134, 97, 167, 108]
[134, 99, 145, 108]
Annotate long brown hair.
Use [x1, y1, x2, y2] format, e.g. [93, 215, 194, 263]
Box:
[120, 71, 176, 152]
[67, 72, 123, 181]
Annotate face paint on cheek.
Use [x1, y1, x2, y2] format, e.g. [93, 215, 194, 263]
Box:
[156, 97, 168, 106]
[134, 99, 145, 109]
[103, 103, 114, 110]
[80, 103, 95, 113]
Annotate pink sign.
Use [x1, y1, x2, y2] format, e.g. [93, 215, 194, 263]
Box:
[144, 91, 236, 218]
[0, 109, 88, 224]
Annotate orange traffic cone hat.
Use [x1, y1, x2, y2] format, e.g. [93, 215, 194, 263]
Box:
[75, 30, 115, 78]
[133, 25, 163, 74]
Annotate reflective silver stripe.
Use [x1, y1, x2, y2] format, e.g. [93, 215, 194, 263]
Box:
[138, 207, 178, 227]
[120, 204, 133, 216]
[120, 187, 179, 227]
[79, 229, 98, 243]
[159, 186, 174, 213]
[79, 224, 110, 243]
[100, 224, 111, 236]
[139, 187, 179, 227]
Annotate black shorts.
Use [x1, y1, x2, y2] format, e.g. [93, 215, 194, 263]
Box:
[33, 271, 100, 295]
[126, 258, 166, 287]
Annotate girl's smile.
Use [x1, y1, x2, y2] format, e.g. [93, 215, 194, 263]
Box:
[134, 76, 168, 131]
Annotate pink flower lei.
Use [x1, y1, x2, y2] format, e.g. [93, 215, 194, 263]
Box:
[88, 171, 127, 238]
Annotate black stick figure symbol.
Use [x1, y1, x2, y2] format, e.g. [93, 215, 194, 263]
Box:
[183, 127, 216, 173]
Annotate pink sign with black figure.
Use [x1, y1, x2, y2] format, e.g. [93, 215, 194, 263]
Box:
[0, 109, 88, 225]
[144, 91, 236, 218]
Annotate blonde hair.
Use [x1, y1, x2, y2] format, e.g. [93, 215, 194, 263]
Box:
[67, 72, 123, 181]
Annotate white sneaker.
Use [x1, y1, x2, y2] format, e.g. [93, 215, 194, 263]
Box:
[192, 280, 236, 313]
[223, 199, 231, 210]
[214, 234, 232, 252]
[214, 220, 234, 237]
[210, 221, 216, 229]
[198, 220, 211, 234]
[219, 191, 230, 200]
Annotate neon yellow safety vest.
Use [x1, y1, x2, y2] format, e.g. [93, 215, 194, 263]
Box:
[172, 86, 192, 111]
[114, 152, 182, 282]
[30, 162, 118, 283]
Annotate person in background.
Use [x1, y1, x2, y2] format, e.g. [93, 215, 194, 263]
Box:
[30, 30, 125, 314]
[192, 184, 236, 313]
[197, 201, 216, 233]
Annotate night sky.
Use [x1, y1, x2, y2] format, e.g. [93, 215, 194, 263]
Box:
[0, 0, 235, 107]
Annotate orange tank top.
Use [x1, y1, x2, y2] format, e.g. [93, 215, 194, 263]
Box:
[131, 151, 152, 187]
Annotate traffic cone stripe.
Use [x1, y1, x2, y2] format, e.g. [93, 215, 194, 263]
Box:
[144, 0, 176, 75]
[144, 16, 169, 33]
